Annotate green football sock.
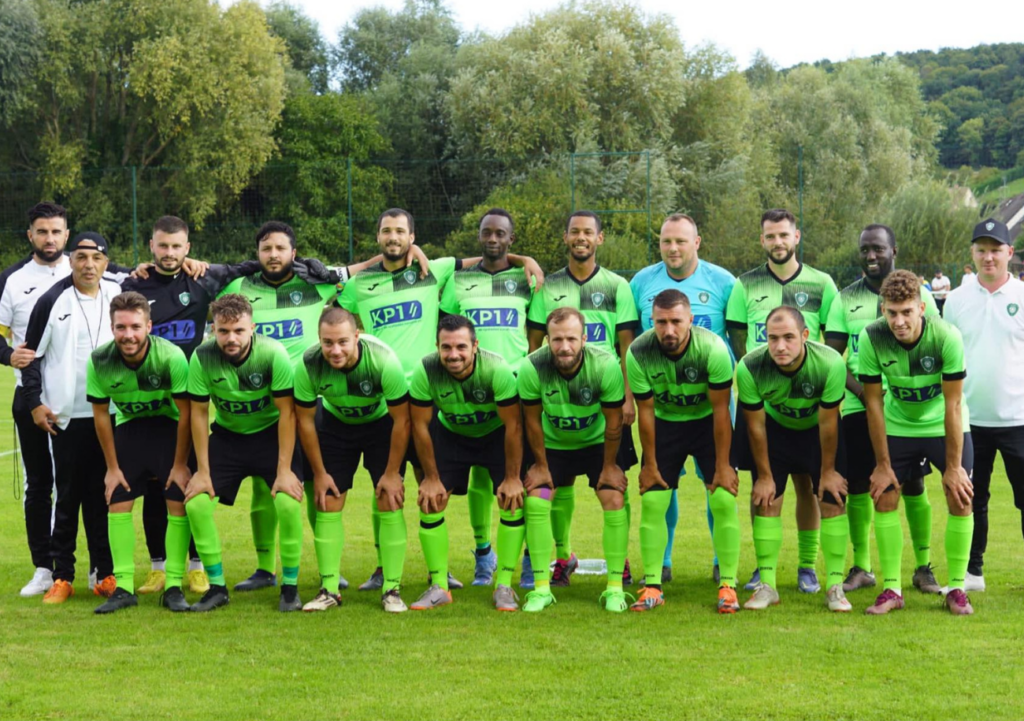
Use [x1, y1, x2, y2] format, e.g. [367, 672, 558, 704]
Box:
[468, 467, 495, 550]
[314, 511, 344, 594]
[752, 515, 783, 589]
[495, 507, 526, 587]
[874, 510, 903, 593]
[623, 487, 632, 535]
[304, 480, 317, 531]
[639, 489, 671, 587]
[846, 493, 874, 572]
[820, 514, 850, 590]
[371, 504, 383, 567]
[709, 487, 740, 588]
[551, 486, 575, 560]
[419, 511, 449, 590]
[525, 496, 553, 590]
[274, 492, 303, 586]
[797, 528, 819, 568]
[378, 509, 407, 593]
[186, 494, 224, 586]
[250, 478, 278, 574]
[164, 514, 191, 590]
[603, 507, 628, 590]
[903, 490, 932, 567]
[945, 514, 974, 591]
[108, 512, 136, 594]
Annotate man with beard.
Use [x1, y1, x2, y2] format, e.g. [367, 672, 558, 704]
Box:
[726, 208, 839, 594]
[86, 292, 192, 613]
[526, 210, 640, 588]
[825, 225, 940, 595]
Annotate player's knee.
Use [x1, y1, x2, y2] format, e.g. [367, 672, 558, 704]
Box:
[709, 486, 737, 513]
[819, 500, 845, 519]
[875, 489, 900, 513]
[596, 488, 624, 511]
[185, 493, 213, 519]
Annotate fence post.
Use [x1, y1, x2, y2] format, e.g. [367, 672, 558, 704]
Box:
[131, 166, 139, 266]
[797, 145, 804, 264]
[346, 157, 354, 264]
[645, 150, 652, 266]
[570, 154, 576, 212]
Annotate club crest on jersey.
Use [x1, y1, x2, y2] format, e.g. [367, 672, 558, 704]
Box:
[359, 380, 373, 395]
[178, 292, 190, 306]
[403, 270, 417, 285]
[920, 356, 935, 373]
[148, 375, 161, 389]
[699, 291, 710, 304]
[580, 386, 593, 404]
[794, 292, 809, 308]
[801, 382, 814, 398]
[1008, 303, 1019, 317]
[472, 389, 487, 403]
[249, 373, 264, 388]
[685, 367, 698, 382]
[591, 292, 605, 308]
[504, 279, 518, 293]
[289, 291, 303, 306]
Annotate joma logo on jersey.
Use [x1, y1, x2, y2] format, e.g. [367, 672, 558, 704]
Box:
[890, 384, 941, 403]
[256, 319, 303, 340]
[545, 413, 599, 431]
[466, 308, 518, 328]
[116, 398, 170, 415]
[213, 396, 270, 415]
[153, 320, 196, 342]
[754, 322, 767, 343]
[770, 403, 817, 419]
[655, 391, 706, 407]
[445, 410, 496, 425]
[370, 301, 422, 328]
[584, 323, 607, 344]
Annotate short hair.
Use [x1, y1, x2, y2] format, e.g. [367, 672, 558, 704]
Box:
[479, 207, 514, 233]
[766, 306, 806, 332]
[27, 202, 66, 226]
[662, 213, 698, 235]
[879, 269, 921, 304]
[437, 314, 476, 342]
[652, 289, 691, 311]
[255, 220, 295, 248]
[377, 208, 415, 235]
[109, 291, 151, 322]
[546, 306, 586, 330]
[318, 306, 358, 329]
[153, 215, 189, 236]
[566, 210, 602, 233]
[761, 208, 796, 228]
[861, 223, 894, 248]
[210, 294, 253, 323]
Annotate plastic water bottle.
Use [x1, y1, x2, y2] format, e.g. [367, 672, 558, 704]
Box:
[575, 558, 607, 575]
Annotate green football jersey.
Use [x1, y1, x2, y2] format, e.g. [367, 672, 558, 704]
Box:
[218, 274, 338, 362]
[626, 326, 733, 422]
[86, 336, 190, 426]
[338, 258, 457, 381]
[518, 344, 625, 450]
[293, 334, 409, 425]
[409, 348, 519, 438]
[857, 317, 970, 438]
[440, 264, 532, 363]
[825, 279, 939, 415]
[187, 333, 294, 435]
[736, 341, 846, 431]
[726, 263, 838, 354]
[527, 266, 638, 354]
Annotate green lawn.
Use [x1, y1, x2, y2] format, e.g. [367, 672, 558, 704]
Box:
[978, 174, 1024, 204]
[2, 369, 1024, 720]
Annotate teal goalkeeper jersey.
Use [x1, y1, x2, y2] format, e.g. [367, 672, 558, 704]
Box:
[726, 263, 838, 354]
[338, 258, 457, 381]
[736, 341, 846, 431]
[218, 274, 338, 362]
[86, 336, 189, 426]
[857, 317, 970, 438]
[518, 344, 625, 450]
[626, 326, 734, 422]
[187, 334, 294, 434]
[527, 265, 638, 353]
[409, 348, 519, 438]
[440, 264, 533, 363]
[825, 278, 939, 415]
[293, 334, 409, 425]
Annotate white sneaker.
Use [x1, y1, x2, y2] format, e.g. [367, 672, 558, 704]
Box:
[743, 583, 780, 610]
[964, 572, 986, 592]
[19, 567, 53, 597]
[826, 584, 853, 612]
[88, 568, 97, 592]
[381, 588, 408, 613]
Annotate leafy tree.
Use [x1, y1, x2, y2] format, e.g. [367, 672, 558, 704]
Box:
[0, 0, 40, 128]
[265, 1, 331, 94]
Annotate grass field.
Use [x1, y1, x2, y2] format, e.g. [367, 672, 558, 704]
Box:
[2, 370, 1024, 721]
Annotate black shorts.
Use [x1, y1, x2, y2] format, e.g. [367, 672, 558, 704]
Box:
[547, 444, 607, 490]
[843, 412, 930, 494]
[648, 415, 720, 490]
[318, 412, 402, 494]
[887, 433, 974, 492]
[972, 425, 1024, 510]
[432, 423, 506, 496]
[617, 428, 639, 472]
[109, 416, 196, 505]
[731, 408, 753, 471]
[752, 415, 847, 504]
[209, 423, 303, 506]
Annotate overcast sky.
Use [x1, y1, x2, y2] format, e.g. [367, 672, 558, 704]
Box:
[279, 0, 1023, 69]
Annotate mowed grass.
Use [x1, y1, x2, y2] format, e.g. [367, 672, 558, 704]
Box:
[2, 370, 1024, 721]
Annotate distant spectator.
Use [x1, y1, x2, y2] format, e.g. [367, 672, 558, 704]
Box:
[962, 265, 974, 285]
[931, 269, 951, 312]
[919, 275, 931, 291]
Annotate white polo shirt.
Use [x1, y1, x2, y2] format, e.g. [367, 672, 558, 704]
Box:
[944, 273, 1024, 427]
[0, 256, 71, 386]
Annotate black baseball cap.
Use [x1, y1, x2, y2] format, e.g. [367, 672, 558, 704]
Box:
[67, 232, 109, 255]
[971, 218, 1011, 246]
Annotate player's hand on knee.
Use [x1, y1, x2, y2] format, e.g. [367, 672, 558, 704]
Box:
[314, 472, 340, 511]
[818, 469, 847, 509]
[497, 477, 524, 511]
[104, 469, 130, 505]
[869, 464, 898, 503]
[524, 464, 553, 493]
[638, 463, 669, 495]
[272, 470, 304, 502]
[598, 464, 627, 494]
[417, 476, 446, 514]
[752, 477, 776, 510]
[942, 466, 974, 510]
[184, 472, 214, 503]
[166, 463, 192, 496]
[376, 471, 405, 510]
[710, 465, 739, 496]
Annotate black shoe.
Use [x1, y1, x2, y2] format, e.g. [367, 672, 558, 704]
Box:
[279, 584, 302, 612]
[94, 587, 138, 615]
[160, 586, 190, 612]
[191, 585, 230, 612]
[233, 570, 277, 592]
[338, 574, 349, 591]
[710, 564, 718, 585]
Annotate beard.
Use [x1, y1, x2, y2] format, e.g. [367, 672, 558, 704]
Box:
[33, 246, 63, 263]
[553, 348, 583, 372]
[766, 247, 795, 266]
[262, 260, 294, 283]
